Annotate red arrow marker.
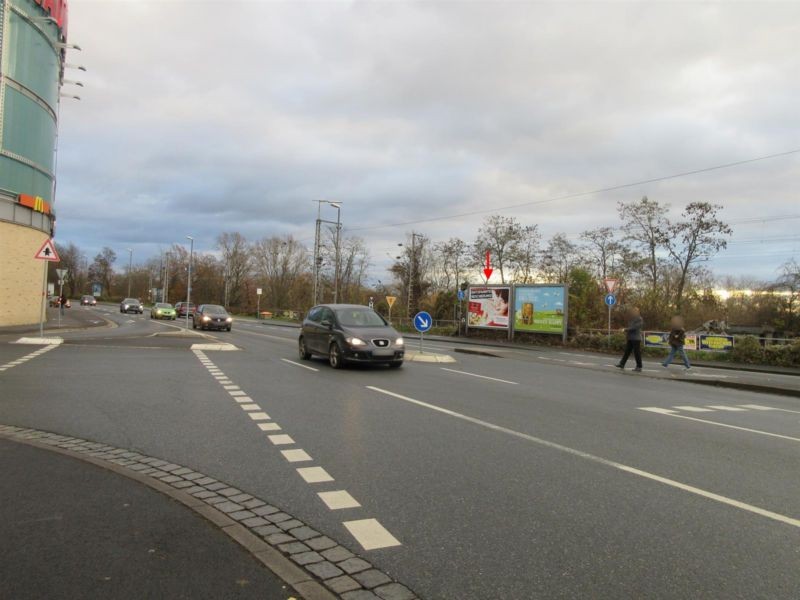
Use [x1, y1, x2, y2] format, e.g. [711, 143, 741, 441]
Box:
[483, 250, 493, 281]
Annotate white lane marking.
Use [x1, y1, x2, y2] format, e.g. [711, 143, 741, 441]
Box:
[229, 391, 247, 397]
[223, 385, 240, 390]
[281, 358, 319, 372]
[0, 344, 59, 370]
[707, 406, 748, 412]
[268, 434, 295, 445]
[297, 466, 334, 483]
[367, 386, 800, 531]
[281, 449, 313, 463]
[248, 412, 271, 421]
[738, 404, 800, 415]
[318, 490, 361, 510]
[235, 397, 253, 403]
[537, 356, 552, 360]
[240, 404, 261, 411]
[190, 343, 238, 351]
[644, 409, 800, 443]
[638, 407, 679, 415]
[673, 406, 715, 412]
[343, 518, 402, 550]
[258, 422, 281, 431]
[690, 373, 729, 379]
[14, 337, 63, 345]
[440, 367, 518, 385]
[217, 380, 232, 385]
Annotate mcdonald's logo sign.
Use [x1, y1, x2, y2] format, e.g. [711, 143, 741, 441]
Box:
[17, 194, 52, 215]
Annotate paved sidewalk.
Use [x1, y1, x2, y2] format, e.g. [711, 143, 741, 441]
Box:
[0, 438, 297, 600]
[0, 306, 110, 337]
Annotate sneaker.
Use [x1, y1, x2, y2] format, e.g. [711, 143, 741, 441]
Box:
[661, 363, 668, 368]
[615, 364, 624, 369]
[684, 366, 691, 371]
[633, 367, 642, 372]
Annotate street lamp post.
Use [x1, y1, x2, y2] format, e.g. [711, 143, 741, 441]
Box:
[331, 202, 342, 304]
[185, 236, 194, 329]
[312, 200, 342, 305]
[126, 248, 133, 297]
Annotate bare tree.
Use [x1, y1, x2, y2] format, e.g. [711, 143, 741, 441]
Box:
[580, 226, 622, 280]
[217, 232, 251, 308]
[473, 215, 524, 283]
[508, 225, 541, 284]
[618, 196, 670, 296]
[665, 202, 732, 311]
[253, 235, 309, 309]
[434, 238, 469, 290]
[55, 242, 88, 297]
[768, 258, 799, 331]
[87, 247, 117, 298]
[541, 233, 578, 283]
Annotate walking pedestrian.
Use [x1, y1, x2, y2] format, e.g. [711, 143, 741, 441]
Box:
[616, 306, 643, 372]
[662, 316, 691, 370]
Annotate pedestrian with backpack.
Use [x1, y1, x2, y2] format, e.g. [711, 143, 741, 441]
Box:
[616, 306, 643, 372]
[662, 315, 691, 370]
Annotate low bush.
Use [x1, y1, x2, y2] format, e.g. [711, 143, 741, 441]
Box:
[731, 335, 764, 364]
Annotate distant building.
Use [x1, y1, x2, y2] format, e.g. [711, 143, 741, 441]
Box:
[0, 0, 69, 326]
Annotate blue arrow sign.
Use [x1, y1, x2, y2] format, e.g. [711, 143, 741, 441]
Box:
[604, 293, 617, 307]
[457, 289, 465, 301]
[414, 311, 433, 333]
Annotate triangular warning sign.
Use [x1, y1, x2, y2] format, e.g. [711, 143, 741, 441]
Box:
[34, 238, 60, 262]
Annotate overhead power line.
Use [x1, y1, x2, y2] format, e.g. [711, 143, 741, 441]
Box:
[346, 148, 800, 233]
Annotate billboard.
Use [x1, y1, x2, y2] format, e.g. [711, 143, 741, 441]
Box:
[699, 334, 734, 352]
[467, 286, 511, 329]
[644, 332, 698, 351]
[513, 285, 566, 334]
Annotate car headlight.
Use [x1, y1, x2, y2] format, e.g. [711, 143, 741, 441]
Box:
[156, 310, 162, 315]
[202, 316, 210, 322]
[395, 338, 404, 346]
[226, 317, 233, 322]
[347, 337, 366, 346]
[123, 305, 129, 309]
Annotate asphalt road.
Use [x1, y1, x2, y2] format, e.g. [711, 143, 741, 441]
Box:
[2, 306, 799, 599]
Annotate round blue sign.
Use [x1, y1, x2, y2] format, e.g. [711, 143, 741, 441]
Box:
[604, 293, 617, 307]
[413, 311, 433, 333]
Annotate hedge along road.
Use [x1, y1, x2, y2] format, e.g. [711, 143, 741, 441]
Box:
[2, 315, 799, 599]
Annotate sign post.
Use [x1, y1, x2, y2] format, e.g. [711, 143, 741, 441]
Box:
[256, 287, 262, 319]
[56, 268, 68, 327]
[604, 293, 617, 343]
[34, 238, 60, 338]
[413, 310, 432, 354]
[386, 295, 397, 324]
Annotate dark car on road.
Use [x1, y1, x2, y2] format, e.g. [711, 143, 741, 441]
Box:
[299, 304, 404, 369]
[80, 295, 97, 306]
[120, 298, 143, 314]
[193, 304, 232, 331]
[174, 302, 195, 318]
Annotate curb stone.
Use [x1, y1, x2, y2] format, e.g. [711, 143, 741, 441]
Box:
[0, 424, 420, 600]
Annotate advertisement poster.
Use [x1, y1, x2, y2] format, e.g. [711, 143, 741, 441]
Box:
[644, 332, 698, 351]
[699, 334, 734, 352]
[467, 286, 511, 329]
[513, 285, 565, 334]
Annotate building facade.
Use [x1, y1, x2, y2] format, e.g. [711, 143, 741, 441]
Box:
[0, 0, 68, 326]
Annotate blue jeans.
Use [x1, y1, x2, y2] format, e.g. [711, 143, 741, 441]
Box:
[663, 345, 690, 368]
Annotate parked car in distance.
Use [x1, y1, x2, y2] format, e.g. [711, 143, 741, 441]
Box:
[175, 302, 195, 318]
[299, 304, 404, 369]
[150, 302, 176, 320]
[49, 296, 71, 308]
[193, 304, 232, 331]
[80, 295, 97, 306]
[120, 298, 143, 314]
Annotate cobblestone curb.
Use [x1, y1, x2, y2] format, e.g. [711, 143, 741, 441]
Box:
[0, 424, 420, 600]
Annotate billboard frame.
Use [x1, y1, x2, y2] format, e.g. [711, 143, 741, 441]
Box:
[465, 284, 513, 334]
[510, 283, 568, 343]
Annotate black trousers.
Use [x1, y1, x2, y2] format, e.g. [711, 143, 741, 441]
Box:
[620, 340, 642, 368]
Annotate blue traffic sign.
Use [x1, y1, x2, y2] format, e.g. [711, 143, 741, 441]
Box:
[457, 289, 465, 301]
[413, 311, 433, 333]
[604, 293, 617, 307]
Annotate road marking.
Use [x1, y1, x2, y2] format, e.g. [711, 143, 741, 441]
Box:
[643, 409, 800, 442]
[707, 405, 747, 412]
[240, 404, 261, 411]
[440, 367, 518, 385]
[297, 466, 334, 483]
[190, 343, 239, 351]
[268, 434, 295, 445]
[235, 397, 253, 403]
[13, 337, 63, 345]
[258, 422, 281, 431]
[248, 412, 271, 421]
[673, 406, 714, 412]
[281, 449, 312, 463]
[223, 385, 240, 390]
[319, 490, 361, 510]
[217, 380, 232, 385]
[343, 518, 401, 551]
[0, 344, 59, 371]
[281, 358, 319, 372]
[638, 407, 679, 415]
[738, 404, 800, 415]
[367, 386, 800, 531]
[229, 391, 247, 397]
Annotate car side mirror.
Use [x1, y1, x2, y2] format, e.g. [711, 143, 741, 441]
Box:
[321, 319, 332, 329]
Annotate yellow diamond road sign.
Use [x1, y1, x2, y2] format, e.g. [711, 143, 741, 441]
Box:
[386, 296, 397, 308]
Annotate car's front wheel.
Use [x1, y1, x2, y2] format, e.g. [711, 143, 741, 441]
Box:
[299, 337, 312, 360]
[329, 342, 344, 369]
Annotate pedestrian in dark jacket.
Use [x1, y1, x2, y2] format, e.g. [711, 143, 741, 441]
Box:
[616, 307, 643, 372]
[662, 316, 691, 369]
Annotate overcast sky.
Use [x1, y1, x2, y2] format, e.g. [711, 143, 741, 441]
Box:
[56, 0, 800, 283]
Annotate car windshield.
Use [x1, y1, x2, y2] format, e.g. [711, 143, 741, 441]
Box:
[155, 303, 171, 309]
[203, 305, 227, 315]
[123, 298, 138, 304]
[335, 308, 386, 327]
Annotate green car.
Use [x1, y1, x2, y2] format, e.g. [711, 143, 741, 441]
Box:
[150, 302, 177, 320]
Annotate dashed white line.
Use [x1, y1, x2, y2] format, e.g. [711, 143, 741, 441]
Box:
[229, 391, 247, 397]
[235, 397, 253, 403]
[257, 423, 281, 431]
[440, 367, 518, 385]
[707, 406, 747, 412]
[368, 385, 800, 531]
[343, 518, 402, 551]
[297, 466, 334, 483]
[281, 449, 313, 463]
[223, 385, 240, 390]
[248, 412, 271, 421]
[240, 404, 261, 411]
[268, 434, 295, 445]
[319, 490, 361, 510]
[673, 406, 714, 412]
[739, 404, 800, 415]
[281, 358, 319, 372]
